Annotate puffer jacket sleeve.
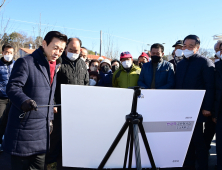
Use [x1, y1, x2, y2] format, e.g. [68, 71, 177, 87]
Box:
[6, 58, 31, 110]
[157, 63, 175, 89]
[138, 65, 149, 89]
[201, 59, 215, 112]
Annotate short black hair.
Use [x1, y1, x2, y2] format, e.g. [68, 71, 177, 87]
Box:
[67, 37, 82, 47]
[111, 59, 121, 65]
[183, 34, 200, 47]
[81, 46, 87, 51]
[219, 43, 222, 50]
[150, 43, 164, 52]
[2, 44, 14, 52]
[89, 59, 100, 67]
[44, 31, 67, 46]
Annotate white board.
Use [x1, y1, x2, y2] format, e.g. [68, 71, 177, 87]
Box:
[133, 90, 205, 168]
[61, 85, 133, 168]
[61, 85, 205, 168]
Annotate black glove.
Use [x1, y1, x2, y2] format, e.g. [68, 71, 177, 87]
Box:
[21, 99, 38, 112]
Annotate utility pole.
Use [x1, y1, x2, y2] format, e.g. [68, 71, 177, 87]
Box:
[39, 13, 41, 38]
[100, 30, 102, 57]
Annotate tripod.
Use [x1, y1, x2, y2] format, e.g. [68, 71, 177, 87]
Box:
[98, 87, 157, 170]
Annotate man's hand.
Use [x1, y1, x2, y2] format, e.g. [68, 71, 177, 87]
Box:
[202, 110, 211, 117]
[212, 118, 217, 124]
[21, 99, 38, 112]
[54, 107, 58, 113]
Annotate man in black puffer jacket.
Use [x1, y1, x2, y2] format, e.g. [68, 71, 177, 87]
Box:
[175, 35, 215, 170]
[46, 37, 89, 169]
[215, 45, 222, 169]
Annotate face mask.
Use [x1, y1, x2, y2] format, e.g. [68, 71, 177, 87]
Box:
[101, 65, 110, 73]
[183, 49, 194, 58]
[90, 66, 97, 72]
[67, 52, 79, 61]
[89, 79, 97, 86]
[151, 55, 161, 63]
[122, 60, 132, 68]
[4, 55, 13, 62]
[139, 62, 143, 68]
[81, 57, 86, 62]
[175, 49, 183, 57]
[86, 65, 89, 69]
[216, 51, 221, 58]
[111, 65, 119, 72]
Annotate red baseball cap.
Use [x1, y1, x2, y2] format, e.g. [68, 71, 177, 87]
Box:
[120, 51, 133, 60]
[138, 52, 149, 61]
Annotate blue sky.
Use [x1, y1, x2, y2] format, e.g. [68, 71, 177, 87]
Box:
[0, 0, 221, 58]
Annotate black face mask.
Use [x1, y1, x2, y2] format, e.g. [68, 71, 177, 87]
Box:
[139, 62, 143, 68]
[101, 65, 110, 73]
[111, 65, 119, 72]
[151, 55, 161, 63]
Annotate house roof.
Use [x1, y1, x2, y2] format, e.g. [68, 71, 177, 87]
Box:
[87, 55, 108, 60]
[20, 48, 35, 54]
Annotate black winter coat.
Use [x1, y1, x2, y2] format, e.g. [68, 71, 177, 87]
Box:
[55, 52, 89, 104]
[175, 54, 215, 122]
[3, 47, 58, 156]
[214, 60, 222, 119]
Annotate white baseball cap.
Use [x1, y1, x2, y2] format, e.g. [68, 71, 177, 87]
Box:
[100, 59, 111, 67]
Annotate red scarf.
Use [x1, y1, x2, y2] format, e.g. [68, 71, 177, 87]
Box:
[48, 61, 56, 85]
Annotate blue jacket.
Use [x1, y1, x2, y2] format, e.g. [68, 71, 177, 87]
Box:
[0, 59, 15, 98]
[175, 54, 215, 122]
[97, 70, 113, 87]
[3, 47, 59, 156]
[138, 60, 175, 89]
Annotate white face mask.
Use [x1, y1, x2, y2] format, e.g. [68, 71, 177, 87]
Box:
[67, 52, 79, 61]
[183, 49, 194, 58]
[175, 49, 183, 57]
[89, 79, 96, 86]
[4, 55, 13, 62]
[216, 51, 221, 58]
[80, 57, 86, 62]
[90, 66, 97, 72]
[122, 60, 132, 69]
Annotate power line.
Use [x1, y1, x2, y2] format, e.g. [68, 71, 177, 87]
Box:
[2, 18, 147, 44]
[3, 18, 99, 33]
[103, 32, 146, 44]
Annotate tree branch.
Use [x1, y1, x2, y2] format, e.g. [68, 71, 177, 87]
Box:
[0, 0, 6, 9]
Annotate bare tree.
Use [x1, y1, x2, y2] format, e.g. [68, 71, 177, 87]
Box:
[103, 33, 119, 59]
[0, 16, 10, 46]
[198, 48, 214, 58]
[32, 14, 51, 48]
[0, 0, 6, 9]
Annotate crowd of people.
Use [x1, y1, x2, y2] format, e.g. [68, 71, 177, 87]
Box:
[0, 31, 221, 170]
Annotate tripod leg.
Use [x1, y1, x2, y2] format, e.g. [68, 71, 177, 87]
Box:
[128, 123, 134, 169]
[133, 124, 142, 170]
[98, 121, 129, 169]
[123, 124, 131, 168]
[138, 122, 157, 169]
